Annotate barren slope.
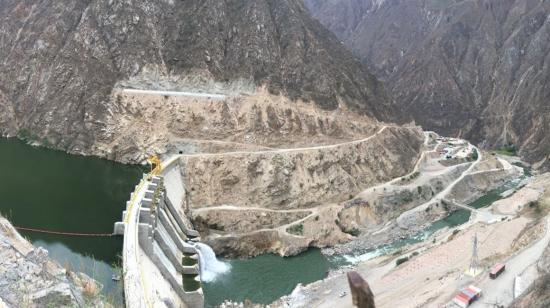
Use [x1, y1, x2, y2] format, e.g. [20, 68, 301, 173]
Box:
[179, 122, 425, 257]
[306, 0, 550, 171]
[0, 0, 395, 160]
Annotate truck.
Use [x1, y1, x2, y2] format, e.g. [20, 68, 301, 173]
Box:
[453, 285, 482, 308]
[490, 263, 506, 279]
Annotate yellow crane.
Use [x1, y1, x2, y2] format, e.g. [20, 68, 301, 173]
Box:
[148, 155, 162, 176]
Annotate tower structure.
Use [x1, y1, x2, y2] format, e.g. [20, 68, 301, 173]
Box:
[466, 233, 481, 276]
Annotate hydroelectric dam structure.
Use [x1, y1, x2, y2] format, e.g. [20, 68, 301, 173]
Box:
[114, 156, 206, 308]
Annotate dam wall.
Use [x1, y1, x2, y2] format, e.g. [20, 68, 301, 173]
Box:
[115, 157, 204, 308]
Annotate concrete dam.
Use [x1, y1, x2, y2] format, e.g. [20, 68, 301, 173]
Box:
[114, 156, 224, 308]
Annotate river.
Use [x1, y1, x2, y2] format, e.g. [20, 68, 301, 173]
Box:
[0, 138, 142, 303]
[203, 169, 529, 306]
[203, 249, 329, 307]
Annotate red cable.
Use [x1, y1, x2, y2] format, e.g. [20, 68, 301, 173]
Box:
[14, 226, 114, 237]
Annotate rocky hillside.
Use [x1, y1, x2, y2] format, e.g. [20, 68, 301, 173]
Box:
[510, 178, 550, 308]
[0, 0, 394, 159]
[0, 216, 106, 307]
[95, 89, 383, 162]
[183, 124, 425, 257]
[306, 0, 550, 170]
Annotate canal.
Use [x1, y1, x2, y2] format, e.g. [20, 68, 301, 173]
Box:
[0, 138, 142, 302]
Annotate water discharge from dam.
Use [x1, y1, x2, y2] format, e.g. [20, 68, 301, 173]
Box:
[0, 138, 329, 306]
[194, 242, 231, 282]
[203, 248, 329, 307]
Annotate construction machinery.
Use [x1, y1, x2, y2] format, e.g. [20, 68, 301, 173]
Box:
[148, 155, 162, 176]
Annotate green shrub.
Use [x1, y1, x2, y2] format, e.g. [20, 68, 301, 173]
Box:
[346, 228, 361, 237]
[396, 257, 410, 266]
[470, 149, 479, 161]
[287, 223, 304, 236]
[495, 144, 517, 156]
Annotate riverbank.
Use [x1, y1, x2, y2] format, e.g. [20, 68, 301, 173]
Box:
[324, 147, 521, 258]
[274, 171, 550, 308]
[0, 131, 538, 308]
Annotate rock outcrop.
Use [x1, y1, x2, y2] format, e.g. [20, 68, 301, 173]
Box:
[0, 0, 395, 161]
[0, 216, 106, 307]
[306, 0, 550, 171]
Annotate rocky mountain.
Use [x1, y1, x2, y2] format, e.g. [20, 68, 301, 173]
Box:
[306, 0, 550, 170]
[0, 0, 395, 159]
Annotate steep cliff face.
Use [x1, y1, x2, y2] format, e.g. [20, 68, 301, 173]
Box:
[0, 0, 394, 159]
[306, 0, 550, 170]
[95, 89, 382, 162]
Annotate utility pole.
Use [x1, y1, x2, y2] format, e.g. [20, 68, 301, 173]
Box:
[467, 233, 480, 276]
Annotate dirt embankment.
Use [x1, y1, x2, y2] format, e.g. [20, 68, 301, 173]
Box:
[90, 89, 425, 258]
[332, 154, 521, 256]
[510, 173, 550, 308]
[492, 173, 550, 216]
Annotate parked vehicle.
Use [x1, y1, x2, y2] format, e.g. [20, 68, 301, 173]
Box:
[453, 285, 482, 308]
[490, 263, 506, 279]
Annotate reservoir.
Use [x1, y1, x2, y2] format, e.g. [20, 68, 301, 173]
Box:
[0, 138, 142, 301]
[0, 138, 330, 307]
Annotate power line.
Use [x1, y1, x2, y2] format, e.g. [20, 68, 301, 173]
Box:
[14, 226, 114, 237]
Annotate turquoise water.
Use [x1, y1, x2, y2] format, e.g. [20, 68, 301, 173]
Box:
[512, 162, 533, 177]
[330, 176, 526, 265]
[203, 171, 527, 306]
[0, 138, 142, 302]
[201, 185, 504, 307]
[203, 249, 329, 307]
